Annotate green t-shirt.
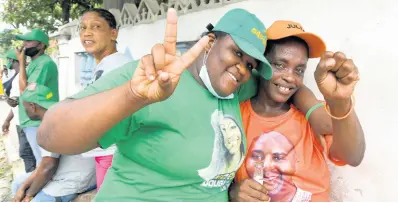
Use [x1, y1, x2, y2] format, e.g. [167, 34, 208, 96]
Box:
[72, 61, 254, 201]
[19, 54, 59, 127]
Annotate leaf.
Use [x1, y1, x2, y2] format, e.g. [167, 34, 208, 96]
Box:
[1, 0, 103, 34]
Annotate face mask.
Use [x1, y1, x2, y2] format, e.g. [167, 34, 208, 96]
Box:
[25, 46, 40, 57]
[199, 41, 234, 100]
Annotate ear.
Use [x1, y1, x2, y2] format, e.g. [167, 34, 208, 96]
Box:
[30, 103, 37, 113]
[110, 29, 118, 41]
[39, 42, 46, 51]
[205, 33, 216, 53]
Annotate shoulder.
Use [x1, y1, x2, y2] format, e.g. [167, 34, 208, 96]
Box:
[70, 60, 138, 99]
[103, 52, 132, 66]
[98, 53, 133, 73]
[36, 54, 57, 68]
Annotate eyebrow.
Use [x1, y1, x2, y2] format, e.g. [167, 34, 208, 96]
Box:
[232, 45, 258, 66]
[273, 57, 307, 68]
[272, 152, 287, 156]
[252, 150, 264, 154]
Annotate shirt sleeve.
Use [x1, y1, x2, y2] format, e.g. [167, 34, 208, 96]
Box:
[70, 60, 142, 149]
[40, 148, 60, 158]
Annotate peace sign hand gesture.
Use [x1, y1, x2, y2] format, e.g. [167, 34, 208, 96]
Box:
[130, 9, 209, 103]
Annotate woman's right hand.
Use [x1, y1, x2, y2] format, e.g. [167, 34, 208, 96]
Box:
[229, 179, 271, 202]
[129, 8, 209, 104]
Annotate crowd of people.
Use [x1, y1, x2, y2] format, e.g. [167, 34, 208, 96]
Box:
[1, 6, 365, 202]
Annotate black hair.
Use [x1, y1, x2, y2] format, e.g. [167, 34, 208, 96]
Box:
[83, 8, 117, 29]
[200, 23, 228, 39]
[264, 36, 310, 59]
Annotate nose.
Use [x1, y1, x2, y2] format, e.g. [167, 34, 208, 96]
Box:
[281, 68, 295, 83]
[235, 62, 251, 83]
[263, 154, 274, 171]
[81, 28, 93, 37]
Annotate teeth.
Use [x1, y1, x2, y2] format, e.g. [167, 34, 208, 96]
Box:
[277, 85, 290, 92]
[85, 41, 93, 44]
[228, 73, 237, 82]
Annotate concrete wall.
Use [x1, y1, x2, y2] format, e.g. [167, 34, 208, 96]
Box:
[57, 0, 398, 201]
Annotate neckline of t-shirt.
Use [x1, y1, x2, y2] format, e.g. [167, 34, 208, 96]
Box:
[247, 99, 297, 122]
[96, 52, 122, 66]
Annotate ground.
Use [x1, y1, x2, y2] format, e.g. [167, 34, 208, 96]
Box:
[0, 100, 25, 201]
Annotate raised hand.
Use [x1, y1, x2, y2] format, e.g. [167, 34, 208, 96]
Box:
[129, 8, 209, 103]
[15, 47, 26, 63]
[314, 51, 360, 101]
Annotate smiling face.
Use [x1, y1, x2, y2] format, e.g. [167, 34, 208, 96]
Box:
[205, 34, 258, 97]
[219, 117, 242, 155]
[246, 131, 297, 195]
[262, 37, 309, 103]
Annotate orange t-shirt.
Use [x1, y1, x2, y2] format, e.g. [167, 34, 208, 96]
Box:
[236, 100, 345, 202]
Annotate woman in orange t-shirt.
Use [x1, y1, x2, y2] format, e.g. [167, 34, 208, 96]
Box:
[229, 21, 365, 202]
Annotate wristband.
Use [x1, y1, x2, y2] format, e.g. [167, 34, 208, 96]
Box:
[305, 103, 324, 120]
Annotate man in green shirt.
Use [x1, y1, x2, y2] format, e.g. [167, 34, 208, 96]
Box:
[15, 28, 59, 166]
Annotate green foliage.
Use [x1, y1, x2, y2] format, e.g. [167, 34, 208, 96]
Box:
[0, 28, 22, 55]
[1, 0, 103, 33]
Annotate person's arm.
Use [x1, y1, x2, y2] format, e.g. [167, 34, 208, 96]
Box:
[4, 110, 13, 123]
[19, 66, 27, 92]
[326, 99, 365, 166]
[24, 157, 59, 198]
[2, 110, 14, 134]
[314, 51, 365, 167]
[13, 170, 37, 202]
[38, 82, 148, 155]
[293, 85, 332, 135]
[16, 50, 27, 92]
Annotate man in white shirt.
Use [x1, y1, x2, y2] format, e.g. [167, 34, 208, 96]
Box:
[12, 83, 96, 202]
[1, 49, 36, 172]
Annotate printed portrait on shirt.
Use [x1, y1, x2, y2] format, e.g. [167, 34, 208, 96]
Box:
[246, 131, 312, 202]
[198, 109, 245, 191]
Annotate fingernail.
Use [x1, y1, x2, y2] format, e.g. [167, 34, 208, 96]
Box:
[149, 75, 155, 81]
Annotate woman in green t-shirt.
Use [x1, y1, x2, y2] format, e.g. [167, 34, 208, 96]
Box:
[37, 8, 330, 202]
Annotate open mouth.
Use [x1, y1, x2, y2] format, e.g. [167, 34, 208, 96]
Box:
[263, 174, 283, 195]
[83, 40, 94, 45]
[274, 84, 294, 94]
[227, 72, 238, 83]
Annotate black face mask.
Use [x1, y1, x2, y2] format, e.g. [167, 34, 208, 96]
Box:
[24, 46, 40, 57]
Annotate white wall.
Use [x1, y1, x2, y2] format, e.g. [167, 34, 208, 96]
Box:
[59, 0, 398, 200]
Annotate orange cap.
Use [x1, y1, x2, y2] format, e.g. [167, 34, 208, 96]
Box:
[267, 20, 326, 58]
